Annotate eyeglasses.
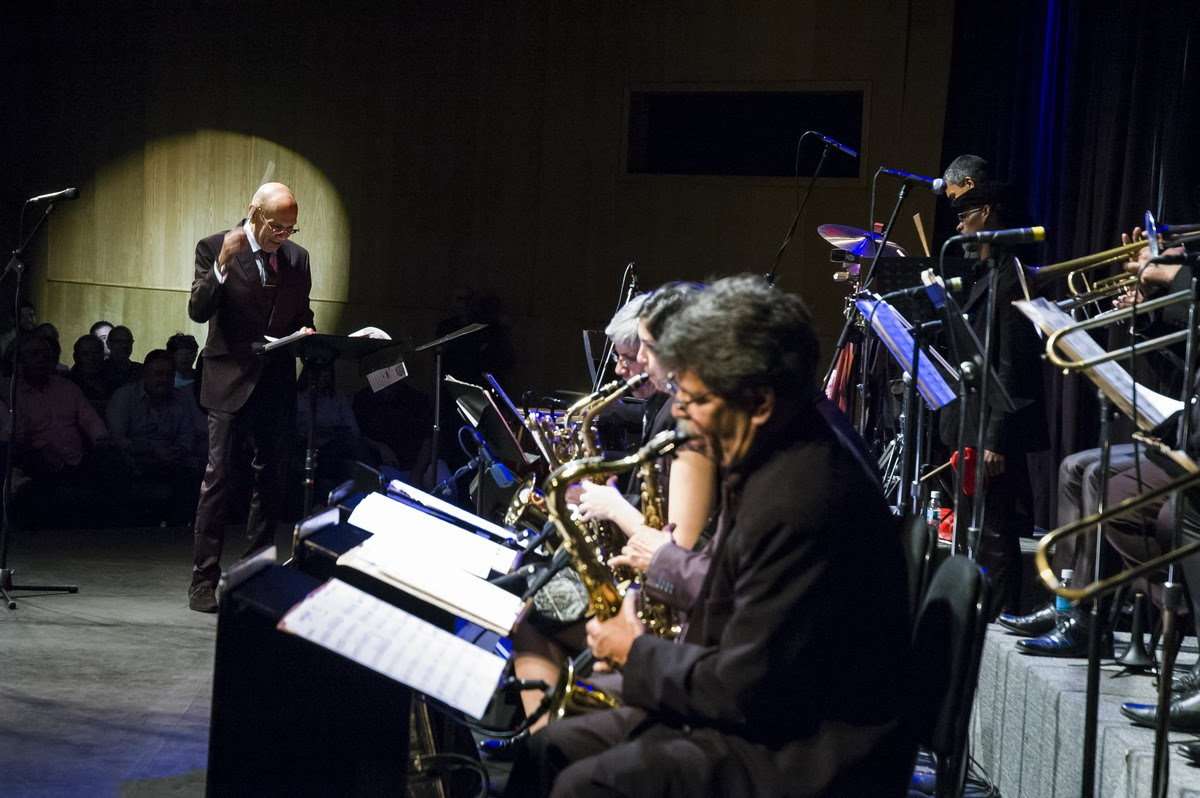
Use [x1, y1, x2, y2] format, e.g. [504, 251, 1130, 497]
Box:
[956, 207, 985, 224]
[611, 352, 634, 369]
[254, 207, 299, 236]
[664, 372, 716, 412]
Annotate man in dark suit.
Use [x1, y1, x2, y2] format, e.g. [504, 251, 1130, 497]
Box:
[186, 182, 314, 612]
[938, 180, 1049, 619]
[504, 276, 912, 797]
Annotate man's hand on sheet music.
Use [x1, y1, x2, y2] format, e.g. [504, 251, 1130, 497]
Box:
[586, 593, 645, 669]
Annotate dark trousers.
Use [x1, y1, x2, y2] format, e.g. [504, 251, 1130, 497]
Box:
[1104, 460, 1200, 632]
[504, 707, 751, 798]
[1050, 443, 1140, 584]
[972, 456, 1035, 618]
[191, 381, 295, 589]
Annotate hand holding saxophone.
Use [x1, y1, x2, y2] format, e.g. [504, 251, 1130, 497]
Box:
[609, 526, 674, 571]
[586, 593, 646, 669]
[577, 476, 644, 535]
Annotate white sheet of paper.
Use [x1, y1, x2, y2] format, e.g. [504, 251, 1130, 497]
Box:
[341, 541, 525, 635]
[278, 579, 506, 719]
[387, 479, 519, 545]
[348, 492, 517, 576]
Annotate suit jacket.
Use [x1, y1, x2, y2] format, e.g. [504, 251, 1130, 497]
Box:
[622, 401, 913, 797]
[940, 251, 1049, 455]
[188, 224, 315, 413]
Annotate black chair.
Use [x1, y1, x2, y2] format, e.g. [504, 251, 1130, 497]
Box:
[909, 555, 990, 797]
[902, 511, 939, 622]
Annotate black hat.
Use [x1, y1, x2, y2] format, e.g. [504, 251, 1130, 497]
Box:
[950, 180, 1012, 210]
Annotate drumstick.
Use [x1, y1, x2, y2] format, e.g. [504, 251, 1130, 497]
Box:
[913, 212, 932, 257]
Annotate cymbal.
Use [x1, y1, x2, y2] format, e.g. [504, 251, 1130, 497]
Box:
[818, 224, 908, 258]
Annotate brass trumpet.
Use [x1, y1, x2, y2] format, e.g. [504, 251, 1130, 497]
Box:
[1028, 229, 1200, 307]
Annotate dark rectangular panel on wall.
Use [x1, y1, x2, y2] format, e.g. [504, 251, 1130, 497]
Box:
[626, 88, 864, 178]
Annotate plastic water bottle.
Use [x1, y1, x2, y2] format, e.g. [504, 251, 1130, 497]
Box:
[926, 491, 942, 533]
[1055, 569, 1074, 612]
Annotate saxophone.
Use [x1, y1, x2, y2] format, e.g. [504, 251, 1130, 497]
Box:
[538, 428, 693, 722]
[634, 455, 682, 639]
[544, 428, 692, 624]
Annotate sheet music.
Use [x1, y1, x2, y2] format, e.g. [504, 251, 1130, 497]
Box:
[278, 579, 506, 719]
[385, 479, 520, 546]
[338, 540, 526, 636]
[856, 297, 957, 410]
[1015, 298, 1184, 431]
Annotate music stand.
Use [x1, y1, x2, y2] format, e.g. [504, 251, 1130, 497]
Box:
[262, 332, 408, 517]
[414, 323, 488, 491]
[869, 257, 975, 324]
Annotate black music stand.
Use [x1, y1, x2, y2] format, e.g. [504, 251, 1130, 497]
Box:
[869, 257, 975, 324]
[414, 323, 488, 490]
[0, 196, 79, 610]
[262, 332, 408, 517]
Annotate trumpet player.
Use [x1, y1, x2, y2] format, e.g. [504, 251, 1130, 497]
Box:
[505, 275, 911, 798]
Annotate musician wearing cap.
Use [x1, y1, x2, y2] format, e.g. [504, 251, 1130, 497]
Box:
[939, 178, 1049, 619]
[503, 275, 911, 798]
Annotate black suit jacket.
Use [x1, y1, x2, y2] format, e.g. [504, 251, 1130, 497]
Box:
[940, 252, 1049, 455]
[622, 402, 913, 796]
[187, 224, 315, 413]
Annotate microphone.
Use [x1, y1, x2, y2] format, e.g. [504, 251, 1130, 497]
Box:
[879, 168, 945, 195]
[470, 429, 515, 488]
[27, 187, 79, 203]
[955, 226, 1047, 245]
[880, 276, 964, 301]
[628, 261, 638, 294]
[806, 131, 858, 158]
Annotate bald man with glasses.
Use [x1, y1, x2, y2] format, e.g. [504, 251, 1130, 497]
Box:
[185, 182, 315, 613]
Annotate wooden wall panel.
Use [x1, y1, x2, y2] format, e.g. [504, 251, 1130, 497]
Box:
[6, 0, 955, 398]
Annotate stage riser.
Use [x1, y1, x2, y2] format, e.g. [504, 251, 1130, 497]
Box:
[972, 627, 1200, 796]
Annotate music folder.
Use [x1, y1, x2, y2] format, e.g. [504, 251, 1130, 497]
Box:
[339, 492, 527, 636]
[856, 296, 957, 410]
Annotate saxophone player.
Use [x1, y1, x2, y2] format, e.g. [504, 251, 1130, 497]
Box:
[505, 275, 912, 798]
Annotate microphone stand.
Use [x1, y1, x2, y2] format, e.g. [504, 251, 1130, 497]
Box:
[823, 179, 914, 395]
[766, 137, 836, 286]
[1150, 275, 1200, 798]
[0, 198, 79, 609]
[854, 182, 914, 436]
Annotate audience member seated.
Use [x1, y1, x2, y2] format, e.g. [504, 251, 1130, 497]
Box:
[353, 378, 434, 485]
[295, 365, 368, 502]
[91, 319, 114, 358]
[166, 332, 199, 389]
[107, 349, 206, 525]
[33, 323, 70, 374]
[100, 325, 142, 393]
[11, 334, 124, 528]
[0, 299, 39, 362]
[67, 334, 114, 417]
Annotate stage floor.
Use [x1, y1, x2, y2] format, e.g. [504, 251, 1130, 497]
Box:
[974, 625, 1200, 797]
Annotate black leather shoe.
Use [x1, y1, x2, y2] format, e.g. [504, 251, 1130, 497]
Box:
[1122, 687, 1200, 732]
[1016, 613, 1113, 658]
[1172, 661, 1200, 695]
[997, 603, 1058, 637]
[189, 584, 218, 613]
